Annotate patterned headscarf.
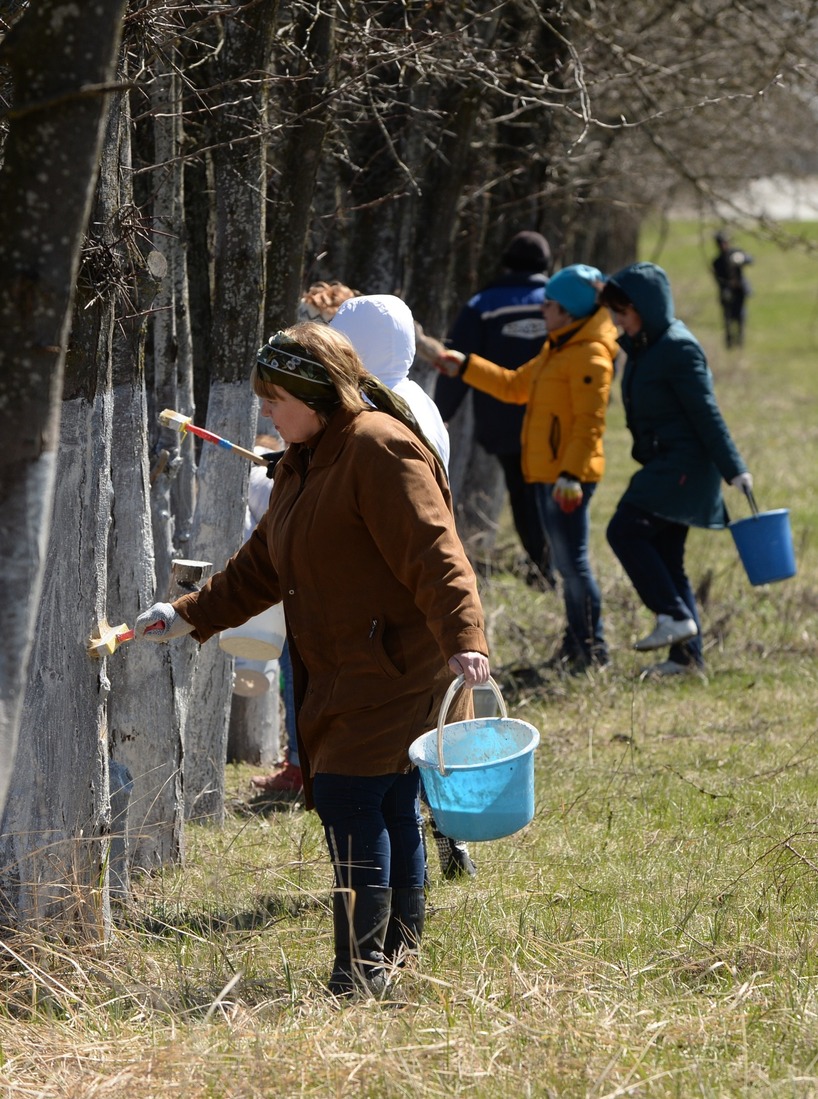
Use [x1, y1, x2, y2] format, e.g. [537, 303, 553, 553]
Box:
[256, 332, 339, 413]
[256, 332, 445, 474]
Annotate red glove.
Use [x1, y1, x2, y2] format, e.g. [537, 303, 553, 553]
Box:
[553, 475, 583, 514]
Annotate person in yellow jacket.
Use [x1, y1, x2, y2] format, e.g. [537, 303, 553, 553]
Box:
[436, 264, 618, 672]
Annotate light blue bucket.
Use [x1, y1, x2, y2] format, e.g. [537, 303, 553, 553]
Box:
[729, 504, 796, 586]
[409, 676, 540, 842]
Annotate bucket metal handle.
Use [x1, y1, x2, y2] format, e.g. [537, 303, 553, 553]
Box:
[744, 486, 760, 517]
[436, 675, 507, 776]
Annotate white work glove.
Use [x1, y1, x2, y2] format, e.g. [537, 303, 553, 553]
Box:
[553, 475, 583, 514]
[730, 472, 754, 495]
[134, 602, 195, 643]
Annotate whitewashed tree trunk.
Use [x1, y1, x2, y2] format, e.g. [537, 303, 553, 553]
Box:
[0, 92, 130, 932]
[0, 388, 114, 935]
[227, 683, 281, 768]
[104, 72, 186, 875]
[0, 0, 127, 831]
[108, 330, 185, 873]
[183, 6, 272, 823]
[184, 386, 256, 823]
[444, 392, 506, 561]
[149, 59, 190, 598]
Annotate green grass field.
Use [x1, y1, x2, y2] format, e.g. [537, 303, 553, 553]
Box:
[3, 221, 818, 1098]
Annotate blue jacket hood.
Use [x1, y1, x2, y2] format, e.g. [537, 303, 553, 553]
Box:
[608, 262, 675, 345]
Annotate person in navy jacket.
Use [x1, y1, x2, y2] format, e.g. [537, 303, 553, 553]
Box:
[600, 263, 753, 678]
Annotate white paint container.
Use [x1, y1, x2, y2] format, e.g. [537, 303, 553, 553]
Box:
[232, 656, 278, 697]
[219, 602, 286, 660]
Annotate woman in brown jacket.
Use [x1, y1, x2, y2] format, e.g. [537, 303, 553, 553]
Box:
[136, 323, 490, 997]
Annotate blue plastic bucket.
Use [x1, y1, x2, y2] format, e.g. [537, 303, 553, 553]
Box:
[729, 508, 796, 586]
[409, 677, 540, 842]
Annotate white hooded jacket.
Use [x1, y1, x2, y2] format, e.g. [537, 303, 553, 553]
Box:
[330, 294, 451, 471]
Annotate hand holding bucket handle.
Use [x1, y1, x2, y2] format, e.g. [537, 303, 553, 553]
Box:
[730, 472, 757, 515]
[436, 675, 507, 776]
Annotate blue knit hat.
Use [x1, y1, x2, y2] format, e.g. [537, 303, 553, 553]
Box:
[545, 264, 603, 318]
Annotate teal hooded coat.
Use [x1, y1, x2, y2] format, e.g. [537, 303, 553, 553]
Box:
[610, 262, 747, 530]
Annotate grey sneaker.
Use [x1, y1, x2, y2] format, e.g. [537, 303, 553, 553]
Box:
[634, 614, 698, 652]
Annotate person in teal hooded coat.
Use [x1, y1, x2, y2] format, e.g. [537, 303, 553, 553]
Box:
[599, 263, 753, 677]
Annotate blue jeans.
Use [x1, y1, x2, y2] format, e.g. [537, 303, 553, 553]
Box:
[534, 482, 607, 663]
[311, 771, 425, 893]
[278, 640, 299, 766]
[606, 502, 704, 667]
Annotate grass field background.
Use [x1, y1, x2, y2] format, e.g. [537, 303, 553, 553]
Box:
[3, 221, 818, 1098]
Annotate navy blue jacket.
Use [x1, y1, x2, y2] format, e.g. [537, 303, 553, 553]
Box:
[434, 273, 548, 455]
[611, 263, 747, 529]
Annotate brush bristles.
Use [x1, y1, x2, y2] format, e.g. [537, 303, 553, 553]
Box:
[87, 620, 127, 658]
[159, 408, 190, 430]
[87, 635, 117, 658]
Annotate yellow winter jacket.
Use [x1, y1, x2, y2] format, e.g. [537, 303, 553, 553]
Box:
[462, 306, 618, 484]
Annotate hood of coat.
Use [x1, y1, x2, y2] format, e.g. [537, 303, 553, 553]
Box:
[330, 294, 416, 388]
[607, 262, 675, 345]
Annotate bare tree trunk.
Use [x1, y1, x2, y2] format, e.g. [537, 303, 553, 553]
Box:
[265, 2, 335, 328]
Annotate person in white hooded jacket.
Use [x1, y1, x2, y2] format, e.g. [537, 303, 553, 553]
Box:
[330, 294, 451, 472]
[330, 294, 477, 882]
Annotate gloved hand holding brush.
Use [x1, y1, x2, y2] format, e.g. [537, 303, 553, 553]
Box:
[135, 602, 195, 642]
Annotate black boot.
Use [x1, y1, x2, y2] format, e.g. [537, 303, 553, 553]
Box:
[432, 826, 477, 880]
[328, 885, 392, 998]
[384, 887, 426, 967]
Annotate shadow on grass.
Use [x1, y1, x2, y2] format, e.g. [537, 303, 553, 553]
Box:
[228, 789, 306, 817]
[129, 889, 327, 939]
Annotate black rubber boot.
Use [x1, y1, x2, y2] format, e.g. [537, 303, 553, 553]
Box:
[327, 885, 392, 998]
[384, 887, 426, 967]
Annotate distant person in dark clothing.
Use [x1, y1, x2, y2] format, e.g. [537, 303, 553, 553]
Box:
[712, 230, 753, 349]
[435, 230, 554, 586]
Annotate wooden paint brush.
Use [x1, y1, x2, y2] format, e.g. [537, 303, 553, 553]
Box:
[158, 409, 268, 465]
[87, 618, 164, 658]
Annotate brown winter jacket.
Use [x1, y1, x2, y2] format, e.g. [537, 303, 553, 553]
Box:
[174, 407, 487, 809]
[462, 306, 618, 484]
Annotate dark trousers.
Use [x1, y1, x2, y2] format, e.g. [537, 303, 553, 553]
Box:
[496, 451, 551, 574]
[606, 502, 704, 666]
[312, 771, 425, 893]
[721, 290, 747, 348]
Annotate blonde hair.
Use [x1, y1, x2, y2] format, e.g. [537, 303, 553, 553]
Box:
[251, 322, 369, 416]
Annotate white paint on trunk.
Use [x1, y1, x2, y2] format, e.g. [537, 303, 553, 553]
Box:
[0, 396, 113, 934]
[184, 381, 257, 822]
[108, 380, 184, 871]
